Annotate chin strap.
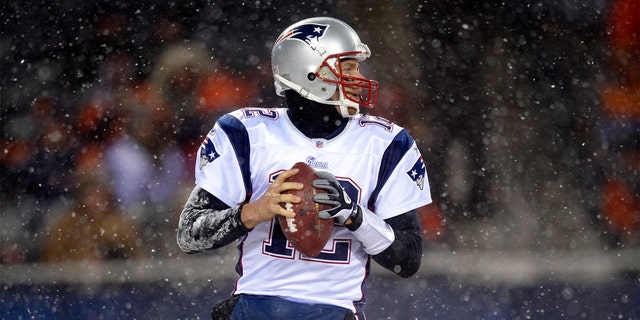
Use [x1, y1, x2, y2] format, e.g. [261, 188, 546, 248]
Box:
[337, 88, 361, 117]
[275, 74, 360, 117]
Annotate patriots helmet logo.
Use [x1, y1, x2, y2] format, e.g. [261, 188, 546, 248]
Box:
[406, 156, 426, 190]
[275, 23, 329, 50]
[199, 136, 220, 170]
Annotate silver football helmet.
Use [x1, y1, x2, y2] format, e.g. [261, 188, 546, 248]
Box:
[271, 17, 379, 116]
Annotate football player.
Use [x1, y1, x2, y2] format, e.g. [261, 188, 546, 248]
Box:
[177, 16, 433, 320]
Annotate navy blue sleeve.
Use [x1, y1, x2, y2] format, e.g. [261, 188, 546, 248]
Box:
[217, 114, 253, 203]
[367, 129, 415, 211]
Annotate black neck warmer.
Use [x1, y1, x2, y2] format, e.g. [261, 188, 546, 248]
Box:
[285, 90, 346, 139]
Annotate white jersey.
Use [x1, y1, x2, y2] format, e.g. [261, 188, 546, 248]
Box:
[195, 107, 432, 312]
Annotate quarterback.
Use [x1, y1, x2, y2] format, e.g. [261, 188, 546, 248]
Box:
[177, 17, 432, 320]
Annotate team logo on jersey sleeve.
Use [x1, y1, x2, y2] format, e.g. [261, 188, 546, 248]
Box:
[199, 136, 220, 170]
[406, 156, 426, 190]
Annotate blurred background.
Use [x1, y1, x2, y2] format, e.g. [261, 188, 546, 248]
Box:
[1, 0, 638, 319]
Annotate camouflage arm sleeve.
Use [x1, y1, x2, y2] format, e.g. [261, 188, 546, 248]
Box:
[176, 186, 251, 254]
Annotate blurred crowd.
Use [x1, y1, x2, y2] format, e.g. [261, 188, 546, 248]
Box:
[1, 1, 275, 263]
[1, 0, 637, 265]
[597, 0, 639, 247]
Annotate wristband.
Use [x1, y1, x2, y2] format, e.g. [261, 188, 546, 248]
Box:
[350, 207, 395, 255]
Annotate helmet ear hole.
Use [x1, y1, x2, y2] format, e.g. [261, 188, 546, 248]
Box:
[317, 65, 333, 80]
[307, 73, 316, 81]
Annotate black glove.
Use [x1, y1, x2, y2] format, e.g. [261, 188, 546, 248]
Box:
[312, 171, 362, 230]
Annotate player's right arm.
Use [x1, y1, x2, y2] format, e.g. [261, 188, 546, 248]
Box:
[177, 169, 301, 254]
[177, 186, 249, 254]
[179, 112, 302, 253]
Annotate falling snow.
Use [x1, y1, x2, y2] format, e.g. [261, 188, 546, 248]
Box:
[1, 1, 638, 319]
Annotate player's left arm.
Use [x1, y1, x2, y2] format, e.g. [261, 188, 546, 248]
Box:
[313, 129, 429, 277]
[372, 210, 422, 278]
[313, 172, 423, 277]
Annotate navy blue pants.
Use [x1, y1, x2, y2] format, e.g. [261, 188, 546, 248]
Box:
[229, 294, 357, 320]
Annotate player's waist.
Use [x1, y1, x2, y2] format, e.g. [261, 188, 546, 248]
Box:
[232, 289, 359, 313]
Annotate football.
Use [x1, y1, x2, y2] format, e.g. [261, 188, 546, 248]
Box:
[278, 162, 334, 257]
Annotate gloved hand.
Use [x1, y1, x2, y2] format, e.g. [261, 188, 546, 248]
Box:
[312, 171, 362, 230]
